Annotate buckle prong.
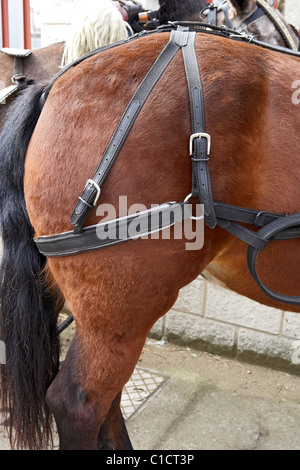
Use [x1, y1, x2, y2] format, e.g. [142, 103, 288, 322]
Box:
[85, 179, 101, 206]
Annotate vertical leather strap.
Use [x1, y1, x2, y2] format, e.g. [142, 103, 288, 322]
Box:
[206, 5, 218, 26]
[12, 57, 27, 89]
[222, 2, 234, 30]
[181, 32, 216, 229]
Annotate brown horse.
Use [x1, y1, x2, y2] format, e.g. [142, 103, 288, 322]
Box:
[0, 1, 163, 136]
[199, 0, 299, 50]
[0, 0, 140, 134]
[147, 0, 299, 50]
[0, 0, 297, 135]
[1, 24, 300, 451]
[0, 43, 64, 133]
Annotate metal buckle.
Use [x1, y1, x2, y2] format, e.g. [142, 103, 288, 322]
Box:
[11, 74, 26, 84]
[85, 179, 101, 206]
[183, 193, 205, 221]
[189, 133, 211, 156]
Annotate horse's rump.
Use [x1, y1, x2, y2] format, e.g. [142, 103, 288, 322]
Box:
[25, 31, 300, 310]
[1, 27, 300, 450]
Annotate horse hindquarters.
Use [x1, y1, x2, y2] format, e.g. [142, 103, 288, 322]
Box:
[43, 241, 206, 449]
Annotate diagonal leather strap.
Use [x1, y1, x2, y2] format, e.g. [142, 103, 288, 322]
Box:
[244, 6, 265, 25]
[217, 218, 268, 251]
[256, 0, 298, 51]
[70, 28, 189, 233]
[181, 31, 217, 229]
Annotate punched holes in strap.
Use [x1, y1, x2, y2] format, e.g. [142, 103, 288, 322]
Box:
[182, 32, 217, 229]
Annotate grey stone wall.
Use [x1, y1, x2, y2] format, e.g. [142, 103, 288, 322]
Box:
[150, 278, 300, 373]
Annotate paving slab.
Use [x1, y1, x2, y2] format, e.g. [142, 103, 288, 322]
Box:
[1, 338, 300, 450]
[127, 340, 300, 450]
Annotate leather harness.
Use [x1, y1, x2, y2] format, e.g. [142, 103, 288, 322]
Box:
[203, 0, 299, 51]
[35, 25, 300, 308]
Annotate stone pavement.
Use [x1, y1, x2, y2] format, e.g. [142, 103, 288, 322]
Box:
[128, 340, 300, 450]
[1, 339, 300, 450]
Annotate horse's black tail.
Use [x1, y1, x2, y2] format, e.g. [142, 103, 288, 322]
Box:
[0, 84, 62, 449]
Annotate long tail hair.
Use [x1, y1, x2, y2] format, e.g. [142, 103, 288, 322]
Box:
[0, 84, 62, 449]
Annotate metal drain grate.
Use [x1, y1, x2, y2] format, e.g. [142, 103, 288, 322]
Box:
[121, 367, 166, 420]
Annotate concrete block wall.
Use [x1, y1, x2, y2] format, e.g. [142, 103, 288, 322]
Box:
[150, 277, 300, 373]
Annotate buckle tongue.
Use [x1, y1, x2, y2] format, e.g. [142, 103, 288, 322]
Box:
[84, 179, 101, 206]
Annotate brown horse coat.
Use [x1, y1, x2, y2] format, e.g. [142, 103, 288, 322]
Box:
[2, 29, 299, 449]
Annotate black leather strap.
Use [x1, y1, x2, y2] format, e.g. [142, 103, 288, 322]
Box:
[244, 6, 265, 25]
[247, 213, 300, 305]
[256, 0, 298, 51]
[215, 201, 300, 305]
[214, 201, 282, 227]
[206, 5, 218, 26]
[182, 31, 217, 229]
[70, 28, 189, 233]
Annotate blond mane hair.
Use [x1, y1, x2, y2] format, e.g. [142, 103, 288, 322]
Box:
[62, 0, 131, 66]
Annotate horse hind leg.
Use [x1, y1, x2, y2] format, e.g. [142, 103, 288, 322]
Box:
[97, 392, 133, 450]
[46, 331, 132, 450]
[46, 334, 102, 450]
[46, 304, 150, 451]
[44, 229, 207, 450]
[44, 256, 186, 449]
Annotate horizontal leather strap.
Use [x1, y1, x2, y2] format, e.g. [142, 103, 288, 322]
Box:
[214, 201, 282, 227]
[34, 201, 194, 257]
[244, 6, 265, 25]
